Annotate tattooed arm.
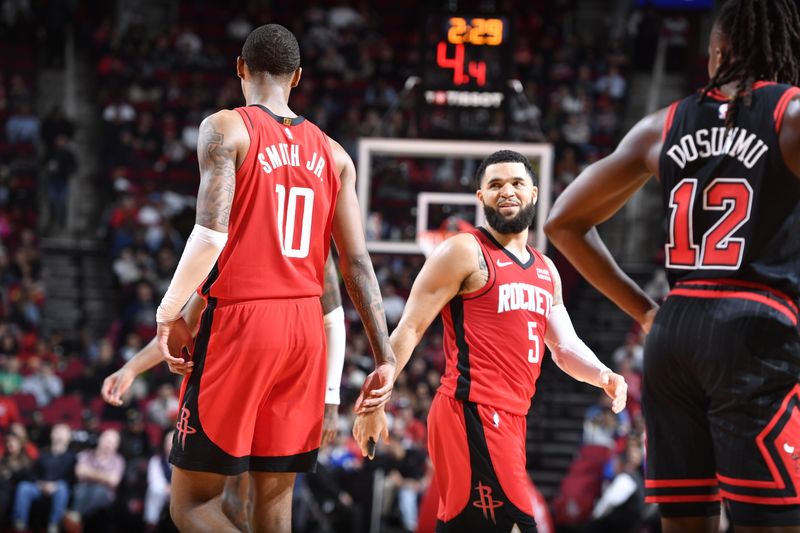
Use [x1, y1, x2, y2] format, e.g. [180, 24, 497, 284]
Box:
[373, 233, 482, 395]
[326, 139, 396, 412]
[353, 233, 482, 456]
[320, 252, 342, 314]
[155, 111, 249, 365]
[194, 110, 247, 231]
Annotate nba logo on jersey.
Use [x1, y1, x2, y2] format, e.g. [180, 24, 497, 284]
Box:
[718, 103, 728, 120]
[284, 127, 293, 141]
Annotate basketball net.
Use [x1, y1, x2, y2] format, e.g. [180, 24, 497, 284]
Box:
[416, 217, 475, 257]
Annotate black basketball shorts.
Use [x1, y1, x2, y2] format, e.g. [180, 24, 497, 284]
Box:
[642, 279, 800, 526]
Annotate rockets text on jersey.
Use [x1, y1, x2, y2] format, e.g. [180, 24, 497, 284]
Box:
[438, 228, 555, 415]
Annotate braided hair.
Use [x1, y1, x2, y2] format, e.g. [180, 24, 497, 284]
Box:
[699, 0, 800, 127]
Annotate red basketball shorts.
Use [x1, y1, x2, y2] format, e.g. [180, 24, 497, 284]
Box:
[169, 296, 326, 474]
[427, 392, 537, 532]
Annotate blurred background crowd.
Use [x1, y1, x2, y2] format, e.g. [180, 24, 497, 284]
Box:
[0, 0, 712, 531]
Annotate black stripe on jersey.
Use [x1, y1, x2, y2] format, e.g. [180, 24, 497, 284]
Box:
[435, 402, 535, 532]
[249, 104, 306, 126]
[463, 237, 497, 301]
[478, 227, 535, 269]
[201, 262, 220, 296]
[169, 296, 249, 475]
[240, 107, 255, 130]
[451, 297, 472, 400]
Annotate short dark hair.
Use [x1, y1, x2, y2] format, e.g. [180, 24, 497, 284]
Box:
[475, 150, 537, 188]
[241, 24, 300, 76]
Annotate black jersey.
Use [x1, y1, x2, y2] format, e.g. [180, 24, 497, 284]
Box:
[658, 82, 800, 304]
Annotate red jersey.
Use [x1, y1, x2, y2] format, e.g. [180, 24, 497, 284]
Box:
[203, 105, 340, 301]
[438, 228, 555, 415]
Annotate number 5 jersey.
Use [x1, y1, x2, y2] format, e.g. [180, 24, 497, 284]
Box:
[439, 227, 555, 415]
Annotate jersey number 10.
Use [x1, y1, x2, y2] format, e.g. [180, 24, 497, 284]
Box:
[275, 185, 314, 258]
[666, 177, 753, 270]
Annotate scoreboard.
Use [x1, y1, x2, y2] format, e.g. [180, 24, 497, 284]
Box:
[419, 13, 512, 138]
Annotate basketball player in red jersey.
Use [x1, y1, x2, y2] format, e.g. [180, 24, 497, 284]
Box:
[152, 24, 395, 532]
[545, 1, 800, 530]
[355, 150, 628, 532]
[101, 255, 346, 531]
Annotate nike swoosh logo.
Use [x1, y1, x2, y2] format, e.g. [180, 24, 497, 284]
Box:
[496, 259, 514, 267]
[327, 387, 337, 392]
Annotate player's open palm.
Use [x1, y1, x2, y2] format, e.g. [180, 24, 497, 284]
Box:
[355, 361, 395, 413]
[600, 370, 627, 414]
[353, 408, 389, 460]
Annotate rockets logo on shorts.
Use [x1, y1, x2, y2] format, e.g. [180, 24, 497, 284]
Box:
[472, 481, 504, 523]
[175, 406, 197, 449]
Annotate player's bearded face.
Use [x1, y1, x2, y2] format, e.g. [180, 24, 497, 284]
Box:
[483, 201, 536, 234]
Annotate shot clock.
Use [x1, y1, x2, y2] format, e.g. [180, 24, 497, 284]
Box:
[419, 13, 512, 138]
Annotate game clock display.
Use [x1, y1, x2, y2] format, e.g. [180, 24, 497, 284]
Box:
[419, 13, 512, 138]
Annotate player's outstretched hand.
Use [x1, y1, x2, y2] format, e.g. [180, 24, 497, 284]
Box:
[321, 403, 339, 447]
[157, 317, 194, 372]
[101, 368, 135, 406]
[353, 408, 389, 460]
[600, 370, 627, 414]
[354, 361, 395, 413]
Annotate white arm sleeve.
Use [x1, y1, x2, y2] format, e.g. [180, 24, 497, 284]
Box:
[156, 224, 227, 323]
[323, 306, 346, 405]
[545, 304, 611, 387]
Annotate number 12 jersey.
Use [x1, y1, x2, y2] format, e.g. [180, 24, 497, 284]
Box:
[659, 82, 800, 303]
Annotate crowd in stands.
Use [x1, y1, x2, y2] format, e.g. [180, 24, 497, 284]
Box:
[0, 0, 682, 531]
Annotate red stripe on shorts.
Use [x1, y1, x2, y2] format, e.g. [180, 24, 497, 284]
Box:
[669, 288, 797, 326]
[645, 478, 719, 488]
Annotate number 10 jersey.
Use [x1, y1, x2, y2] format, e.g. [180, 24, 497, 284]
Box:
[204, 105, 340, 302]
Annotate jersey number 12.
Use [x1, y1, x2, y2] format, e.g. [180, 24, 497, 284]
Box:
[275, 185, 314, 258]
[666, 177, 752, 269]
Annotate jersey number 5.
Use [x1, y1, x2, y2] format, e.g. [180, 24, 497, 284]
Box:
[527, 321, 540, 364]
[275, 185, 314, 258]
[666, 178, 753, 269]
